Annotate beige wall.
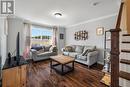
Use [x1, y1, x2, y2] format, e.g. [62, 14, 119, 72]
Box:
[120, 0, 130, 33]
[126, 0, 130, 33]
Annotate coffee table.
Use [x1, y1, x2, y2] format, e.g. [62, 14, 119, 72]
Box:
[50, 55, 75, 75]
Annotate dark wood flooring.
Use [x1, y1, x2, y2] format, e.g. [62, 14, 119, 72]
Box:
[27, 60, 107, 87]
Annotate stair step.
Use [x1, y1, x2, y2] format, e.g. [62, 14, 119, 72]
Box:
[120, 71, 130, 80]
[121, 49, 130, 53]
[122, 34, 130, 36]
[120, 59, 130, 65]
[122, 41, 130, 43]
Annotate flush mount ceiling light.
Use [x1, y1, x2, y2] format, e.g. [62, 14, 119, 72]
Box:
[92, 2, 100, 6]
[54, 12, 62, 18]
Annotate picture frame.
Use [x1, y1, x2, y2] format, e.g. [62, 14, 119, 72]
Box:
[74, 30, 88, 40]
[60, 33, 64, 39]
[96, 27, 104, 35]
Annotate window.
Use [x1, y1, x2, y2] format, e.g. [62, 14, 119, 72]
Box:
[31, 25, 53, 46]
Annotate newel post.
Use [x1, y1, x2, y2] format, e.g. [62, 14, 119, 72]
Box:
[110, 29, 121, 87]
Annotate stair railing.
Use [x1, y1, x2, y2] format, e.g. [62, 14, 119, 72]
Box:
[110, 2, 124, 87]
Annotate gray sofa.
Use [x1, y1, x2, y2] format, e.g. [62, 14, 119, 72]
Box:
[62, 45, 98, 68]
[31, 46, 57, 61]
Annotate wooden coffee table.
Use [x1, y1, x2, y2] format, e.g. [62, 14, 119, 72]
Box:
[50, 55, 75, 75]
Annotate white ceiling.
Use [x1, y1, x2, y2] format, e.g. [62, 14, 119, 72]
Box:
[15, 0, 120, 26]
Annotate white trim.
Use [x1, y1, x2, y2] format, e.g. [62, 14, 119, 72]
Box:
[10, 15, 54, 28]
[31, 22, 53, 29]
[6, 13, 118, 28]
[67, 13, 118, 28]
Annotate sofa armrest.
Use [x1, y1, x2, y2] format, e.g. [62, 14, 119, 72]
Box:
[51, 47, 58, 52]
[87, 51, 98, 57]
[87, 51, 98, 66]
[30, 49, 37, 59]
[30, 49, 37, 53]
[61, 48, 66, 52]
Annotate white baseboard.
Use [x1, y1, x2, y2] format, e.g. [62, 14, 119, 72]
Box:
[97, 61, 104, 65]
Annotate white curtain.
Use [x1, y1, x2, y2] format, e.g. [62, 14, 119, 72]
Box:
[0, 17, 8, 67]
[52, 26, 57, 46]
[22, 23, 31, 59]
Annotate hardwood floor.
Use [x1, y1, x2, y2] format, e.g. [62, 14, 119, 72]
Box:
[27, 60, 106, 87]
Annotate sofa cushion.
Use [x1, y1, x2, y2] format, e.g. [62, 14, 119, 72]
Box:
[31, 46, 43, 51]
[68, 52, 81, 58]
[63, 52, 69, 56]
[37, 49, 45, 54]
[37, 51, 52, 57]
[77, 55, 87, 61]
[75, 45, 84, 53]
[83, 46, 96, 52]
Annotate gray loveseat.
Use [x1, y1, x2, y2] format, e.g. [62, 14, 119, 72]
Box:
[31, 46, 57, 61]
[62, 45, 98, 68]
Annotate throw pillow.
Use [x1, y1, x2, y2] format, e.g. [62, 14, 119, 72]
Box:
[84, 49, 93, 56]
[31, 46, 43, 51]
[44, 45, 52, 51]
[75, 45, 84, 53]
[81, 49, 89, 56]
[65, 46, 73, 52]
[71, 45, 76, 52]
[83, 46, 96, 52]
[49, 46, 57, 52]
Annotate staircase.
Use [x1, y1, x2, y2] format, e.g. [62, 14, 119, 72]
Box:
[119, 33, 130, 87]
[108, 0, 130, 86]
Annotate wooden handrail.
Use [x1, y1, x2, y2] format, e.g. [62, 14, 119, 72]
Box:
[110, 2, 124, 87]
[116, 3, 124, 29]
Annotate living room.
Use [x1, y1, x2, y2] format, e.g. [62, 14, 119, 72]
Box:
[0, 0, 130, 87]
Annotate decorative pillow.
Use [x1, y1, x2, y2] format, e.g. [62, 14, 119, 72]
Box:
[81, 49, 89, 56]
[64, 46, 73, 52]
[31, 46, 43, 51]
[44, 45, 52, 51]
[84, 49, 93, 56]
[49, 46, 57, 52]
[71, 45, 76, 52]
[75, 45, 84, 53]
[83, 46, 96, 52]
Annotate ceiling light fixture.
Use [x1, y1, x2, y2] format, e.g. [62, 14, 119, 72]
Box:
[93, 2, 100, 6]
[54, 12, 62, 18]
